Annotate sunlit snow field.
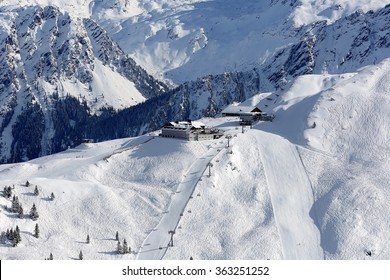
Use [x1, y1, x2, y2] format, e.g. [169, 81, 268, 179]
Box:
[1, 59, 389, 260]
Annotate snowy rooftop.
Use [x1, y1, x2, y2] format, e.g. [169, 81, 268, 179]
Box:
[221, 105, 263, 115]
[165, 121, 206, 129]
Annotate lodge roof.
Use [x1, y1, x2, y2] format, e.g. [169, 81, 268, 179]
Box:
[221, 105, 263, 115]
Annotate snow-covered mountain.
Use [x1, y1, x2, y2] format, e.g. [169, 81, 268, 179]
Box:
[91, 0, 390, 85]
[3, 0, 389, 85]
[91, 4, 390, 139]
[1, 58, 389, 260]
[0, 4, 167, 162]
[2, 0, 390, 164]
[1, 0, 390, 260]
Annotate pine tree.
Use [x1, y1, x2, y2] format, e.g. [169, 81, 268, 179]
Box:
[50, 192, 55, 201]
[33, 223, 39, 238]
[49, 253, 53, 260]
[117, 241, 122, 254]
[3, 186, 12, 198]
[26, 180, 30, 187]
[17, 205, 24, 218]
[122, 239, 128, 254]
[30, 203, 39, 220]
[79, 250, 83, 260]
[11, 195, 20, 213]
[12, 236, 18, 247]
[0, 231, 6, 244]
[14, 226, 21, 246]
[86, 234, 90, 244]
[34, 185, 39, 196]
[115, 231, 119, 241]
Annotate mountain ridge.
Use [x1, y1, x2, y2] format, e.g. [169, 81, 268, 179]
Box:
[1, 1, 390, 164]
[0, 4, 168, 162]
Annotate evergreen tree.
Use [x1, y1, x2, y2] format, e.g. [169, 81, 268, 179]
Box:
[11, 195, 20, 213]
[12, 236, 18, 247]
[3, 186, 12, 198]
[79, 250, 83, 260]
[117, 241, 122, 254]
[26, 180, 30, 187]
[86, 234, 90, 244]
[50, 192, 55, 201]
[115, 231, 119, 241]
[0, 231, 6, 244]
[30, 203, 39, 220]
[17, 204, 24, 218]
[122, 239, 128, 254]
[49, 253, 53, 260]
[33, 223, 39, 238]
[13, 226, 21, 246]
[34, 185, 39, 196]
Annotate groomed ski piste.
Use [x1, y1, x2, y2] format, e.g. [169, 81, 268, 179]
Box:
[1, 59, 390, 260]
[137, 128, 323, 260]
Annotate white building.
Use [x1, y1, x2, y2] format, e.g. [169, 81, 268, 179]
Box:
[161, 121, 223, 141]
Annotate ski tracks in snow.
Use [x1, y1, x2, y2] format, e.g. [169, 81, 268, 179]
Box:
[257, 131, 324, 259]
[136, 141, 225, 260]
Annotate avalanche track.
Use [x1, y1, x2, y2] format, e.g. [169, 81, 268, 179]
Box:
[257, 130, 324, 259]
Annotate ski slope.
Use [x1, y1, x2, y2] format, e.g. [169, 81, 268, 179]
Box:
[137, 140, 226, 260]
[257, 130, 323, 259]
[1, 60, 390, 260]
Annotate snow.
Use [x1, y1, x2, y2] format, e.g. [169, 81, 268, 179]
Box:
[137, 140, 226, 260]
[2, 0, 390, 86]
[2, 57, 390, 259]
[90, 0, 390, 85]
[292, 0, 389, 27]
[0, 135, 209, 259]
[256, 131, 323, 259]
[1, 1, 390, 260]
[88, 59, 146, 111]
[55, 59, 146, 113]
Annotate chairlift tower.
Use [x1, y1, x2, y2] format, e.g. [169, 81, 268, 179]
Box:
[168, 230, 175, 247]
[207, 162, 213, 177]
[225, 135, 232, 147]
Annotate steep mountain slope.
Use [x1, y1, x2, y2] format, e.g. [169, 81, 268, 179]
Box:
[7, 0, 386, 85]
[0, 5, 167, 163]
[265, 5, 390, 87]
[82, 4, 390, 142]
[91, 0, 390, 85]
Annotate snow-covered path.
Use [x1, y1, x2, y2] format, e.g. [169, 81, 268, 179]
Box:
[257, 131, 324, 259]
[137, 141, 225, 260]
